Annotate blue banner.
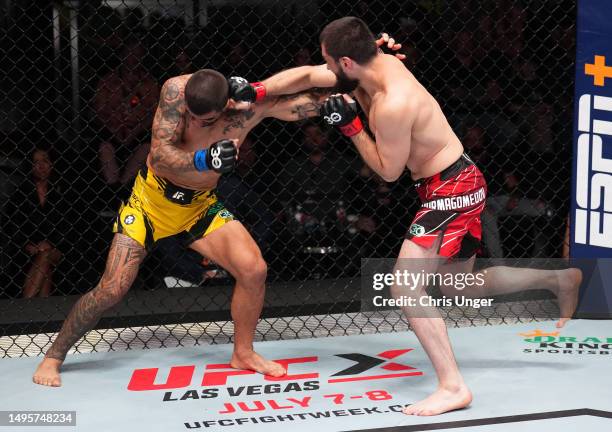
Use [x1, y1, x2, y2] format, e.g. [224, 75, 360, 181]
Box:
[571, 0, 612, 315]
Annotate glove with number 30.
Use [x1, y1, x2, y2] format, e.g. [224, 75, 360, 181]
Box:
[321, 95, 364, 137]
[193, 139, 237, 174]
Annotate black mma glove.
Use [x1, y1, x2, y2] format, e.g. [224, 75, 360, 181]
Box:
[193, 139, 237, 174]
[321, 95, 364, 137]
[228, 76, 266, 103]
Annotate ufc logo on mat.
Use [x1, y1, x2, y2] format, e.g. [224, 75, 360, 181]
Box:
[575, 94, 612, 248]
[127, 349, 421, 391]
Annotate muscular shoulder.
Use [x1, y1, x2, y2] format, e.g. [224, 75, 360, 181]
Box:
[374, 93, 416, 127]
[162, 75, 189, 98]
[96, 71, 121, 94]
[159, 77, 189, 113]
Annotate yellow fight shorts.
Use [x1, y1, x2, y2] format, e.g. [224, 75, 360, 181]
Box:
[112, 166, 235, 250]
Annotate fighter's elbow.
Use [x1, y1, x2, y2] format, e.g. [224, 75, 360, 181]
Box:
[380, 172, 400, 182]
[148, 148, 166, 174]
[379, 166, 403, 182]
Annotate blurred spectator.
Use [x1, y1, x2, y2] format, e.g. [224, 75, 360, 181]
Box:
[281, 122, 354, 242]
[282, 123, 355, 225]
[481, 171, 550, 258]
[225, 42, 250, 76]
[528, 101, 554, 154]
[510, 57, 547, 107]
[478, 79, 506, 113]
[218, 136, 275, 247]
[4, 147, 67, 297]
[93, 38, 159, 207]
[475, 13, 495, 59]
[81, 6, 126, 78]
[508, 56, 555, 153]
[460, 123, 509, 194]
[354, 0, 375, 24]
[548, 22, 575, 152]
[462, 125, 488, 165]
[402, 43, 421, 72]
[493, 3, 526, 61]
[347, 163, 409, 258]
[293, 47, 313, 67]
[442, 31, 485, 109]
[174, 49, 195, 75]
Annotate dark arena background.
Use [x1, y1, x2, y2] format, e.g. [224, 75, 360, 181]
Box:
[2, 1, 612, 431]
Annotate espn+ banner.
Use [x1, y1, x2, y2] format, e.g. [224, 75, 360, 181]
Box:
[571, 0, 612, 315]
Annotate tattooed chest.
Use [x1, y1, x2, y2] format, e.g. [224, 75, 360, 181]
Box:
[181, 109, 256, 151]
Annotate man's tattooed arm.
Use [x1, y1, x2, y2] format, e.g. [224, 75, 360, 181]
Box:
[222, 108, 256, 134]
[148, 78, 197, 176]
[260, 88, 331, 121]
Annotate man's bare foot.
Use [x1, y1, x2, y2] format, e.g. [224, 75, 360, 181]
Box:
[403, 384, 472, 416]
[554, 268, 582, 328]
[32, 357, 63, 387]
[230, 350, 286, 377]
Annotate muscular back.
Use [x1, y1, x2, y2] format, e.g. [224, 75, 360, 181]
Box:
[356, 55, 464, 180]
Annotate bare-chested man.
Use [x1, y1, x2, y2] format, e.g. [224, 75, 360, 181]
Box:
[31, 31, 405, 388]
[260, 17, 583, 416]
[30, 69, 337, 387]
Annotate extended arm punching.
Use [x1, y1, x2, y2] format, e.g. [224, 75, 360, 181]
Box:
[261, 88, 331, 121]
[257, 33, 405, 96]
[261, 65, 338, 96]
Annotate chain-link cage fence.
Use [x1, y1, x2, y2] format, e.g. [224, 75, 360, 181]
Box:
[0, 0, 576, 358]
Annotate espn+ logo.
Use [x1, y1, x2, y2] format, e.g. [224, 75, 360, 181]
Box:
[575, 94, 612, 248]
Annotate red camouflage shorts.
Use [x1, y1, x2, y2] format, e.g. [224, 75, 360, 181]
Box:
[406, 153, 487, 259]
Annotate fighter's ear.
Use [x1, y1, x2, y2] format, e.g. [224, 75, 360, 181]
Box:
[339, 56, 352, 70]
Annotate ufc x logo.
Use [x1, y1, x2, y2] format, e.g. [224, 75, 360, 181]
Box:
[172, 191, 185, 201]
[127, 349, 422, 391]
[329, 349, 421, 383]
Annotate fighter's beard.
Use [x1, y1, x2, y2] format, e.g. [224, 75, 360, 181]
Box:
[332, 70, 359, 94]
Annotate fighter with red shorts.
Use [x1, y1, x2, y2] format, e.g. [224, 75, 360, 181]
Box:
[407, 153, 487, 259]
[278, 17, 583, 416]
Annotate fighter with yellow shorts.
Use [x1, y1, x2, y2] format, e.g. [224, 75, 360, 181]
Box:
[114, 165, 234, 250]
[32, 35, 404, 388]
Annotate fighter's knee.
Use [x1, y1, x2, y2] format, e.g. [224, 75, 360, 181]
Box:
[236, 254, 268, 286]
[249, 257, 268, 285]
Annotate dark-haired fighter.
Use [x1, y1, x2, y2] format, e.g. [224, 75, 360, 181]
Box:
[263, 17, 583, 416]
[32, 32, 406, 388]
[31, 67, 337, 387]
